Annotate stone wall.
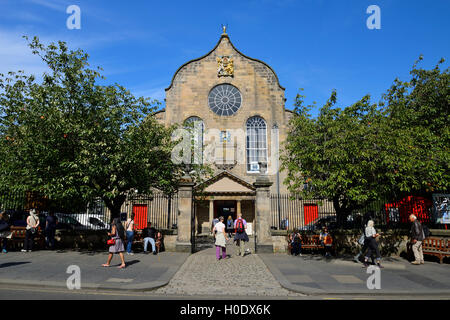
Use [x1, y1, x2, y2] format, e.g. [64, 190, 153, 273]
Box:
[53, 229, 179, 251]
[55, 230, 109, 250]
[269, 229, 450, 257]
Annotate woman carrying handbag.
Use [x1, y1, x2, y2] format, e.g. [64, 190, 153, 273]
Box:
[22, 209, 40, 252]
[103, 218, 126, 269]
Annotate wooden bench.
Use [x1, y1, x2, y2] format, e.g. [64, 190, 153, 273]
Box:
[422, 237, 449, 264]
[286, 234, 335, 255]
[9, 226, 45, 250]
[131, 230, 164, 253]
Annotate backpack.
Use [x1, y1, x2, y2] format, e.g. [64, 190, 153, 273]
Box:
[235, 219, 245, 234]
[422, 224, 431, 238]
[324, 234, 333, 245]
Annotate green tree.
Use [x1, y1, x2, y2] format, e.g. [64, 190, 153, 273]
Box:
[0, 36, 188, 220]
[380, 57, 449, 196]
[282, 89, 383, 225]
[282, 59, 449, 226]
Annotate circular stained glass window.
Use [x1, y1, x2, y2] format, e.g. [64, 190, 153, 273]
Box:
[208, 84, 242, 116]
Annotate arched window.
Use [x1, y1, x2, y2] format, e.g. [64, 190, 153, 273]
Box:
[246, 116, 267, 172]
[183, 116, 204, 165]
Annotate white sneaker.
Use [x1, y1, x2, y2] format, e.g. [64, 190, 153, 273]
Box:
[21, 249, 27, 252]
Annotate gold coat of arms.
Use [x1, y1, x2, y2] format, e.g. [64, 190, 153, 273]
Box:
[217, 56, 234, 77]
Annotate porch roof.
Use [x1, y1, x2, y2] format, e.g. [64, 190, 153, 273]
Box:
[195, 171, 256, 195]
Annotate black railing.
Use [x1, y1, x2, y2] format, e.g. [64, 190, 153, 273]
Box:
[122, 193, 178, 230]
[270, 194, 335, 231]
[270, 194, 440, 231]
[0, 191, 179, 231]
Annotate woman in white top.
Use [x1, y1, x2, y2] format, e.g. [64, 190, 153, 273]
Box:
[22, 209, 40, 252]
[364, 220, 383, 268]
[213, 216, 229, 260]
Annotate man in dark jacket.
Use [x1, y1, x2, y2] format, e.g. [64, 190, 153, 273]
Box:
[0, 211, 11, 253]
[409, 214, 425, 265]
[142, 222, 157, 255]
[45, 211, 57, 250]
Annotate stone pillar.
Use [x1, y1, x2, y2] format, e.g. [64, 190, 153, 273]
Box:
[253, 168, 273, 253]
[236, 200, 241, 216]
[176, 174, 195, 252]
[209, 200, 214, 223]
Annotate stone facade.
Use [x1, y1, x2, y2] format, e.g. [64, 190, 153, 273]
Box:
[156, 31, 297, 251]
[158, 31, 292, 194]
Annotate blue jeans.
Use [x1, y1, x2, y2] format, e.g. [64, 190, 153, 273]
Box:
[144, 237, 156, 252]
[126, 231, 134, 253]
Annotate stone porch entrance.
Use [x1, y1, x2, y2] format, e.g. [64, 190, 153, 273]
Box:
[175, 170, 273, 253]
[194, 171, 256, 235]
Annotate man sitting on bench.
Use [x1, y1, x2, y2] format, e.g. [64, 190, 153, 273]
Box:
[142, 222, 157, 255]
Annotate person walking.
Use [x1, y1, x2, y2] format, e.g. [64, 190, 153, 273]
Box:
[213, 216, 229, 260]
[363, 220, 383, 268]
[290, 229, 302, 256]
[354, 211, 374, 263]
[142, 222, 157, 255]
[103, 218, 126, 268]
[234, 213, 249, 257]
[125, 213, 135, 255]
[226, 215, 234, 238]
[409, 214, 425, 265]
[22, 209, 40, 252]
[0, 211, 11, 253]
[45, 211, 57, 250]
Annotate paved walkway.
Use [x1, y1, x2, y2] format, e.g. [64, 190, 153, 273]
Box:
[260, 253, 450, 296]
[1, 248, 448, 297]
[154, 245, 304, 297]
[0, 250, 188, 291]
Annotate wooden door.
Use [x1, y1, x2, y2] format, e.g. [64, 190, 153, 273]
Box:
[132, 204, 147, 230]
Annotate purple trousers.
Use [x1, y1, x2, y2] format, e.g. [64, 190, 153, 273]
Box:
[216, 245, 226, 260]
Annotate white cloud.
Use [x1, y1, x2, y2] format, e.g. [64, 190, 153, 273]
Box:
[0, 30, 49, 77]
[132, 86, 166, 102]
[28, 0, 69, 12]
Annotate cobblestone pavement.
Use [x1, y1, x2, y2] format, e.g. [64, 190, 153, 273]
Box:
[154, 245, 304, 297]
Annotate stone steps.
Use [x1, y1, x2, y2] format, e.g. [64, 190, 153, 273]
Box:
[194, 234, 255, 252]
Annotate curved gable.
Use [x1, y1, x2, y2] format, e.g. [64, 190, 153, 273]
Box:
[165, 33, 285, 92]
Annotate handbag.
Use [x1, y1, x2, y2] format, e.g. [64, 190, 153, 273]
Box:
[358, 234, 365, 245]
[107, 239, 116, 246]
[30, 227, 37, 234]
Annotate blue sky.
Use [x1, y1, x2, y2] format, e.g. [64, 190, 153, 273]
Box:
[0, 0, 449, 115]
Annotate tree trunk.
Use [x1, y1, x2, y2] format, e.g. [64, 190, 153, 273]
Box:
[104, 194, 127, 223]
[333, 196, 351, 228]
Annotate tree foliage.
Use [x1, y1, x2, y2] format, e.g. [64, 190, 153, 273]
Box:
[0, 37, 190, 218]
[381, 56, 449, 196]
[282, 59, 449, 225]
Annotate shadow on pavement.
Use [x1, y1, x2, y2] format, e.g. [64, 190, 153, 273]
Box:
[0, 262, 31, 268]
[125, 260, 140, 267]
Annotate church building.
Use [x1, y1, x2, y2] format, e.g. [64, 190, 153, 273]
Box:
[154, 28, 295, 238]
